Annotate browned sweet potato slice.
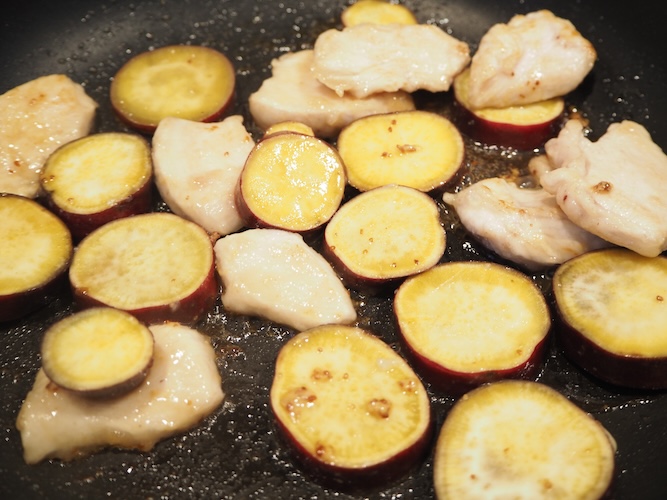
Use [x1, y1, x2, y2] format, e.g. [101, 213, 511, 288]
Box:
[271, 324, 431, 489]
[323, 184, 446, 293]
[337, 110, 464, 193]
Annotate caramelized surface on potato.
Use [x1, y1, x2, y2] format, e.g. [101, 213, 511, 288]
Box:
[271, 324, 431, 487]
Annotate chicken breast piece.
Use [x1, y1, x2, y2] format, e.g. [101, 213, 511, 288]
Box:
[249, 50, 414, 138]
[443, 177, 609, 270]
[152, 115, 255, 236]
[527, 154, 555, 186]
[312, 23, 470, 98]
[16, 322, 224, 464]
[0, 74, 97, 198]
[541, 119, 667, 257]
[214, 228, 357, 331]
[466, 10, 596, 109]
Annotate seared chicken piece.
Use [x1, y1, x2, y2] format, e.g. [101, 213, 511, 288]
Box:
[312, 23, 470, 98]
[0, 74, 97, 198]
[214, 228, 357, 331]
[443, 177, 609, 270]
[152, 115, 255, 236]
[466, 10, 596, 109]
[541, 119, 667, 257]
[16, 322, 224, 464]
[249, 50, 414, 138]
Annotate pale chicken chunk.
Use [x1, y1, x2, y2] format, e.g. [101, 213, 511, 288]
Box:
[443, 177, 609, 270]
[214, 228, 357, 331]
[541, 119, 667, 257]
[152, 115, 255, 236]
[249, 50, 414, 138]
[16, 322, 224, 464]
[467, 10, 596, 109]
[527, 154, 555, 186]
[0, 74, 97, 198]
[312, 23, 470, 98]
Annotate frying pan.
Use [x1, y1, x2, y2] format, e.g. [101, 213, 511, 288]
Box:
[2, 0, 667, 498]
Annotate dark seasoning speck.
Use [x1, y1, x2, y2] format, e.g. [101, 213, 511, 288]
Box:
[1, 0, 667, 499]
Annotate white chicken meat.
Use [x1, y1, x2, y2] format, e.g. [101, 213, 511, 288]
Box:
[214, 228, 357, 331]
[443, 177, 609, 270]
[0, 74, 97, 198]
[312, 23, 470, 98]
[541, 119, 667, 257]
[249, 50, 414, 138]
[16, 322, 224, 464]
[466, 10, 596, 109]
[152, 115, 255, 236]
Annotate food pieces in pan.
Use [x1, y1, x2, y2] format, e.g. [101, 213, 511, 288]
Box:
[553, 248, 667, 390]
[248, 50, 414, 138]
[0, 194, 73, 322]
[324, 184, 446, 293]
[235, 131, 346, 235]
[336, 110, 464, 193]
[341, 0, 417, 27]
[0, 74, 97, 198]
[270, 324, 431, 488]
[39, 132, 153, 242]
[152, 115, 255, 237]
[452, 67, 565, 150]
[452, 9, 594, 149]
[69, 212, 217, 325]
[540, 119, 667, 257]
[110, 45, 236, 133]
[312, 23, 470, 98]
[433, 380, 616, 499]
[16, 321, 224, 464]
[40, 307, 155, 399]
[443, 177, 609, 270]
[214, 228, 356, 331]
[465, 10, 596, 110]
[394, 262, 550, 396]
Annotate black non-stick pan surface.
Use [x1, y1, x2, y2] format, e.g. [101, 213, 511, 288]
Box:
[2, 1, 667, 498]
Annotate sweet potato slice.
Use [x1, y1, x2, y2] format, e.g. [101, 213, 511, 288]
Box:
[394, 261, 550, 395]
[40, 307, 154, 399]
[433, 380, 616, 499]
[324, 184, 446, 292]
[40, 132, 152, 241]
[69, 212, 217, 324]
[341, 0, 418, 27]
[553, 248, 667, 389]
[263, 121, 315, 138]
[0, 194, 73, 322]
[337, 110, 464, 192]
[110, 45, 235, 133]
[271, 324, 431, 488]
[236, 132, 346, 234]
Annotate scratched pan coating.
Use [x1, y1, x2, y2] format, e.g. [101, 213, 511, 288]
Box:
[1, 1, 667, 498]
